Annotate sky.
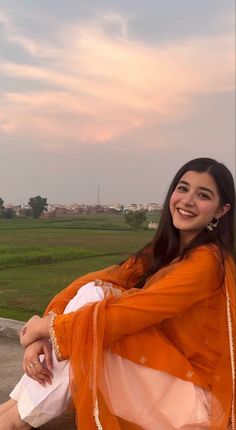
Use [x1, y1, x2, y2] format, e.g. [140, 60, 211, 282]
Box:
[0, 0, 235, 205]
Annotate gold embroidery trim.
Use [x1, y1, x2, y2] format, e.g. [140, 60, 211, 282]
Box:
[48, 311, 63, 362]
[226, 286, 235, 429]
[186, 370, 194, 379]
[94, 279, 122, 298]
[92, 302, 104, 430]
[139, 354, 148, 365]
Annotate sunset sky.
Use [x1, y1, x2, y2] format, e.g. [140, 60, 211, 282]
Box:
[0, 0, 235, 205]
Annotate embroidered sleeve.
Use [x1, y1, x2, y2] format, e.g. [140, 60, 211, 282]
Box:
[48, 311, 63, 361]
[103, 247, 222, 346]
[94, 279, 123, 298]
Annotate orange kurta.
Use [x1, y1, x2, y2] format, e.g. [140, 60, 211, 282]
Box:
[45, 246, 235, 429]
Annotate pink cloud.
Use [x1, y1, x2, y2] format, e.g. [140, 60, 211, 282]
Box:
[0, 10, 234, 149]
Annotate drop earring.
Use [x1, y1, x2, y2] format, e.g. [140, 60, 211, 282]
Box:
[207, 218, 219, 232]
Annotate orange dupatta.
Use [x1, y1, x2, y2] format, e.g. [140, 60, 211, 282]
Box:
[48, 246, 235, 429]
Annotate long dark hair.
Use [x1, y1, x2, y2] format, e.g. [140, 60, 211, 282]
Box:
[130, 158, 235, 288]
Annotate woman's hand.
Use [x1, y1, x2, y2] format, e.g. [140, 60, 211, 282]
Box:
[23, 338, 54, 386]
[20, 315, 51, 347]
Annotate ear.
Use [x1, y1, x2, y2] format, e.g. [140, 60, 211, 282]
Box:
[215, 203, 231, 220]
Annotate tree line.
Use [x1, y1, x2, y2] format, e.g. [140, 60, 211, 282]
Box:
[0, 196, 48, 219]
[0, 196, 147, 228]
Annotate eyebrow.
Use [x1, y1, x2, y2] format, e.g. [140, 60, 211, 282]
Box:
[178, 180, 215, 196]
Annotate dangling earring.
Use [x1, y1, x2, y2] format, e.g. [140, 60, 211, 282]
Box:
[207, 218, 220, 232]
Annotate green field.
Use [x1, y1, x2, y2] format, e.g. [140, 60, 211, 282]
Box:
[0, 214, 159, 321]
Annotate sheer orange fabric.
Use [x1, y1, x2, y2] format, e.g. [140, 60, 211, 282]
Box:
[44, 252, 148, 317]
[46, 246, 235, 429]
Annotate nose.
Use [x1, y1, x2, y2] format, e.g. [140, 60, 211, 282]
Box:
[181, 192, 195, 206]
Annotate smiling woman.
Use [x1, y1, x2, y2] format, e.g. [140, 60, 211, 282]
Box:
[0, 158, 235, 430]
[169, 170, 231, 247]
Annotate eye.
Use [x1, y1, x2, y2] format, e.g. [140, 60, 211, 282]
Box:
[198, 193, 210, 200]
[176, 185, 188, 192]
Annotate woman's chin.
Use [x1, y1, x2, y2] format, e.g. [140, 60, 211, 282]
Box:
[173, 221, 196, 231]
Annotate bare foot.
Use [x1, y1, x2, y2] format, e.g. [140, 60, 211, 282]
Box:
[0, 404, 31, 429]
[0, 399, 16, 416]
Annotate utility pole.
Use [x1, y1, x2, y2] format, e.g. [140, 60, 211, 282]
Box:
[97, 185, 100, 206]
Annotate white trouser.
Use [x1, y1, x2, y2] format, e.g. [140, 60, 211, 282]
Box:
[11, 282, 210, 429]
[10, 282, 105, 428]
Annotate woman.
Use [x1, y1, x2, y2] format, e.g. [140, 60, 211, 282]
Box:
[0, 157, 235, 430]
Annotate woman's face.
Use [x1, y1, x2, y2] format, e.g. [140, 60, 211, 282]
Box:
[169, 170, 229, 246]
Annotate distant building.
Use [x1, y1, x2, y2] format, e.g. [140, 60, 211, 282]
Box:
[6, 201, 163, 218]
[123, 204, 138, 212]
[148, 221, 158, 229]
[108, 203, 123, 212]
[147, 203, 163, 212]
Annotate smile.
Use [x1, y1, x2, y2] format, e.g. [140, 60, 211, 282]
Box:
[177, 208, 196, 217]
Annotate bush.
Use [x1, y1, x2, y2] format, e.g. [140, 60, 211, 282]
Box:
[124, 210, 147, 229]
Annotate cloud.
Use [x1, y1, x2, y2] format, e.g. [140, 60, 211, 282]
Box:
[0, 8, 234, 150]
[0, 112, 15, 133]
[0, 8, 58, 58]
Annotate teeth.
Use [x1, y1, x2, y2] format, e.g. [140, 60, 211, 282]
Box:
[178, 208, 195, 217]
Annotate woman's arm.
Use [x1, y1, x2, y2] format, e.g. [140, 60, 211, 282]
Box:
[20, 256, 147, 346]
[20, 315, 51, 347]
[21, 247, 222, 356]
[43, 255, 146, 316]
[47, 246, 222, 359]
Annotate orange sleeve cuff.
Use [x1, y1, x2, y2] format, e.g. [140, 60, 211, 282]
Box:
[50, 313, 73, 361]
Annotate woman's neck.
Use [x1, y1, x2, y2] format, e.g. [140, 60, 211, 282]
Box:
[179, 231, 198, 250]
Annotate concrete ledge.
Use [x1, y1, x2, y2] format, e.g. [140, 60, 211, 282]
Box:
[0, 318, 76, 429]
[0, 317, 25, 340]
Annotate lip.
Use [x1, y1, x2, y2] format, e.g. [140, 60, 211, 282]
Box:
[177, 208, 197, 217]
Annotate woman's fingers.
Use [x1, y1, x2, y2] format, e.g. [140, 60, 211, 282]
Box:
[26, 369, 47, 386]
[42, 341, 53, 371]
[22, 338, 54, 385]
[35, 361, 53, 382]
[25, 360, 53, 385]
[25, 364, 47, 386]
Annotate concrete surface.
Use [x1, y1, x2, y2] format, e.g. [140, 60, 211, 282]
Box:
[0, 318, 76, 429]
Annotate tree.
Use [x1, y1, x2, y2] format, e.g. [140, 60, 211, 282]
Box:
[28, 195, 48, 219]
[3, 208, 16, 218]
[0, 198, 5, 218]
[124, 210, 147, 229]
[18, 207, 32, 218]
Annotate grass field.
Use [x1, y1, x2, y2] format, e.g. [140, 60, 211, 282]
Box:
[0, 214, 159, 320]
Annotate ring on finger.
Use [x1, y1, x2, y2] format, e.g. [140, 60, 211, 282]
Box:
[29, 360, 40, 368]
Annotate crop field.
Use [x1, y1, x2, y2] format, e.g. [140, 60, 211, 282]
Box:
[0, 214, 159, 321]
